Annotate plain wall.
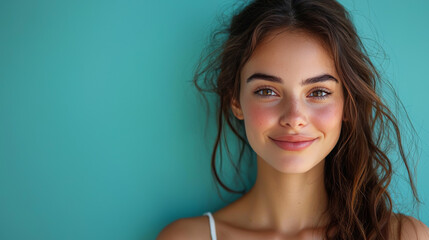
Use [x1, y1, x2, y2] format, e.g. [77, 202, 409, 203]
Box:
[0, 0, 428, 239]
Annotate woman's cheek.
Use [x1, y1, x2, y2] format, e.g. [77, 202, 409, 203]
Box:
[312, 102, 343, 132]
[243, 102, 277, 133]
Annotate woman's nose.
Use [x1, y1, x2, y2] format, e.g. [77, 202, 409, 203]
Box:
[279, 99, 308, 129]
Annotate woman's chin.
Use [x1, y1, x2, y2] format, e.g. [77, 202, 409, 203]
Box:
[262, 156, 325, 175]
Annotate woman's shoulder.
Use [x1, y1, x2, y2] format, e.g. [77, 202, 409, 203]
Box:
[390, 213, 429, 240]
[156, 215, 211, 240]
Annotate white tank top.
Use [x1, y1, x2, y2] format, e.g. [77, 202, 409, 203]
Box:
[203, 212, 217, 240]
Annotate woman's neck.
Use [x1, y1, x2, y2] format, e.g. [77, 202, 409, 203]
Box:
[244, 155, 329, 234]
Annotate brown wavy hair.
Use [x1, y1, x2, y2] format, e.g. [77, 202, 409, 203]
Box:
[193, 0, 420, 239]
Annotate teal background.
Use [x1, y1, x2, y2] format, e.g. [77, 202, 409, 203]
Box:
[0, 0, 428, 239]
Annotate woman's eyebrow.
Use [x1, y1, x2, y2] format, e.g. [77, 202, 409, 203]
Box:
[246, 73, 339, 85]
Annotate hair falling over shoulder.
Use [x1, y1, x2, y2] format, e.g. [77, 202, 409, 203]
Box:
[193, 0, 420, 239]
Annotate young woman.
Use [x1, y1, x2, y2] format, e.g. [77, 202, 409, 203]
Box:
[158, 0, 429, 239]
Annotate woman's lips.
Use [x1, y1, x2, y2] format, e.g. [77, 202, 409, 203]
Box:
[270, 136, 318, 151]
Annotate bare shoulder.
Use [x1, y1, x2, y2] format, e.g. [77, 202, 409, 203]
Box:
[156, 215, 211, 240]
[390, 214, 429, 240]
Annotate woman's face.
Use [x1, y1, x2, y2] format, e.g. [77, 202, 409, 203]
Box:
[232, 30, 344, 174]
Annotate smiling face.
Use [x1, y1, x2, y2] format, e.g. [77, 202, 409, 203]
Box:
[231, 30, 344, 174]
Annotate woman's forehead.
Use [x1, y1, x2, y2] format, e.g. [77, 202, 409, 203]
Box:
[241, 30, 339, 85]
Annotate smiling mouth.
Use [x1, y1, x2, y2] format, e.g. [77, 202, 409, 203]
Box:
[270, 137, 317, 151]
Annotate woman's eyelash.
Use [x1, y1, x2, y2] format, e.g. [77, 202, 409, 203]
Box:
[253, 87, 332, 99]
[254, 87, 278, 97]
[309, 88, 332, 99]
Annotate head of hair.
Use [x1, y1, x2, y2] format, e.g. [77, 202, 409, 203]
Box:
[193, 0, 419, 239]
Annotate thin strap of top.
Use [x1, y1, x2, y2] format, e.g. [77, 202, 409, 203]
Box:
[203, 212, 217, 240]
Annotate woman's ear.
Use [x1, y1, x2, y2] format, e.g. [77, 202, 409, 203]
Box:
[231, 97, 244, 120]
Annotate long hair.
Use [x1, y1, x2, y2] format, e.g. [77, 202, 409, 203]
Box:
[193, 0, 420, 239]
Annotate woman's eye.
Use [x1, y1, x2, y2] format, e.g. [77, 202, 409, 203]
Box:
[254, 88, 331, 99]
[309, 89, 331, 99]
[254, 88, 277, 97]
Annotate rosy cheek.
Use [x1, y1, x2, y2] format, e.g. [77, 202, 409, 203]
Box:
[243, 101, 277, 131]
[310, 102, 343, 131]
